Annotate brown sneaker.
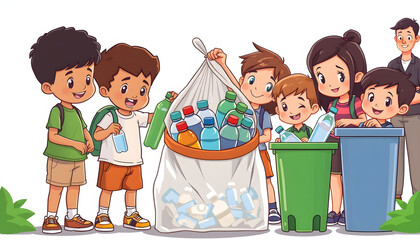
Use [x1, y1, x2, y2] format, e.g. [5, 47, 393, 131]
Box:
[42, 216, 62, 234]
[64, 214, 94, 231]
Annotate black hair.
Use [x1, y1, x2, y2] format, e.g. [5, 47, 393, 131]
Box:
[307, 30, 367, 111]
[391, 18, 419, 36]
[30, 27, 101, 84]
[361, 67, 416, 107]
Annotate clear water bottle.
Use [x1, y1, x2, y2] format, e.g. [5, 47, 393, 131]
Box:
[200, 117, 220, 150]
[275, 126, 302, 142]
[170, 111, 183, 140]
[206, 191, 235, 227]
[244, 109, 255, 136]
[225, 182, 238, 208]
[113, 130, 128, 153]
[308, 106, 338, 142]
[197, 100, 218, 129]
[182, 105, 204, 141]
[237, 118, 252, 146]
[221, 102, 247, 128]
[216, 91, 237, 128]
[219, 115, 239, 150]
[239, 188, 255, 212]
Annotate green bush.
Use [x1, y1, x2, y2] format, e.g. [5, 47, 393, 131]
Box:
[380, 191, 420, 233]
[0, 187, 35, 234]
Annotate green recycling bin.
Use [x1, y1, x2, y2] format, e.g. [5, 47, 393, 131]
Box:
[269, 143, 338, 232]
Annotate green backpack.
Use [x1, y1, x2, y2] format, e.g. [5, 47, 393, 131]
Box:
[89, 105, 119, 156]
[331, 95, 357, 119]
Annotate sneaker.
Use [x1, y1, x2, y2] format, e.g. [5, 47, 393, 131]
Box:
[95, 214, 114, 232]
[327, 211, 340, 226]
[42, 216, 62, 234]
[268, 209, 281, 224]
[64, 214, 94, 231]
[338, 210, 345, 226]
[123, 211, 151, 230]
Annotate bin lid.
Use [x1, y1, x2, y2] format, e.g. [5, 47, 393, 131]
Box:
[335, 128, 404, 137]
[268, 142, 338, 150]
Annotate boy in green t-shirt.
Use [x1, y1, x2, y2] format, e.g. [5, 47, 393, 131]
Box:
[272, 74, 320, 142]
[30, 27, 101, 234]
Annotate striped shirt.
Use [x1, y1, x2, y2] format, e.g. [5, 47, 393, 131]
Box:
[328, 96, 364, 138]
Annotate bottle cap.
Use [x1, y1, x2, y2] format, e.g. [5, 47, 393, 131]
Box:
[275, 126, 284, 133]
[176, 121, 188, 132]
[236, 102, 247, 113]
[227, 115, 239, 126]
[197, 100, 208, 110]
[239, 187, 247, 194]
[182, 105, 194, 116]
[228, 182, 235, 187]
[206, 191, 217, 201]
[203, 117, 215, 126]
[245, 109, 254, 116]
[165, 92, 172, 99]
[170, 111, 182, 121]
[225, 91, 237, 101]
[184, 186, 193, 192]
[241, 118, 253, 128]
[329, 106, 338, 114]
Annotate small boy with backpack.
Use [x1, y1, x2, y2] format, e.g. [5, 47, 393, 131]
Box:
[90, 43, 176, 231]
[271, 74, 320, 142]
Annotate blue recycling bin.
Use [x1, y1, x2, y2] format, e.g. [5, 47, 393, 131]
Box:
[335, 128, 403, 232]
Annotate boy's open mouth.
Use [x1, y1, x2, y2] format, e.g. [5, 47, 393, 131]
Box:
[73, 92, 86, 99]
[331, 88, 340, 93]
[125, 98, 138, 108]
[372, 107, 383, 115]
[290, 113, 301, 120]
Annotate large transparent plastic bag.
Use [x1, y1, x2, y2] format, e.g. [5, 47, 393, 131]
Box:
[153, 38, 268, 232]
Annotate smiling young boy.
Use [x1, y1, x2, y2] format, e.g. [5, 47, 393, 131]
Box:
[30, 27, 101, 234]
[360, 67, 416, 128]
[272, 74, 320, 142]
[92, 43, 175, 231]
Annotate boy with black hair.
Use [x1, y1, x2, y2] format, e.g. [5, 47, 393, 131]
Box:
[388, 18, 420, 200]
[30, 27, 101, 234]
[360, 67, 416, 128]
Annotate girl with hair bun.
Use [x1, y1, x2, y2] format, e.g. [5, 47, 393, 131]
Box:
[307, 30, 367, 226]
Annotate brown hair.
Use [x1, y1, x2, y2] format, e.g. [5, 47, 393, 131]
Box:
[240, 43, 291, 115]
[94, 43, 159, 89]
[272, 74, 318, 106]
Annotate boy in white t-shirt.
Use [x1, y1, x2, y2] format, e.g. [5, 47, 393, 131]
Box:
[92, 43, 176, 231]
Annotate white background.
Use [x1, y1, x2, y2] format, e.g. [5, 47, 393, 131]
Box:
[1, 0, 419, 239]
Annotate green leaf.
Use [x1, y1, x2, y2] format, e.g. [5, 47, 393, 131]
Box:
[13, 199, 26, 209]
[0, 215, 35, 234]
[0, 187, 14, 226]
[387, 209, 405, 218]
[8, 208, 35, 220]
[396, 199, 408, 210]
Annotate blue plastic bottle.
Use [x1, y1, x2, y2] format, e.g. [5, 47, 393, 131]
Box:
[197, 100, 218, 129]
[200, 117, 220, 150]
[225, 182, 238, 207]
[275, 126, 302, 142]
[308, 106, 338, 142]
[237, 118, 253, 146]
[170, 111, 183, 140]
[216, 91, 237, 128]
[113, 130, 128, 153]
[244, 109, 255, 136]
[219, 115, 239, 150]
[182, 105, 204, 141]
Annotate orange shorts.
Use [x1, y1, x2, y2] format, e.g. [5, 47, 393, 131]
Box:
[97, 161, 143, 191]
[260, 150, 274, 179]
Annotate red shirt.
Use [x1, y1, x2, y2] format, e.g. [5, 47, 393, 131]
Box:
[328, 97, 364, 138]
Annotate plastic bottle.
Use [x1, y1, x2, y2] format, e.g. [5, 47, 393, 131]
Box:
[197, 100, 217, 129]
[112, 130, 128, 153]
[182, 105, 204, 141]
[240, 188, 255, 212]
[169, 111, 183, 140]
[144, 92, 173, 149]
[177, 213, 198, 229]
[177, 186, 194, 206]
[308, 106, 338, 142]
[225, 182, 238, 208]
[206, 191, 235, 227]
[275, 126, 302, 142]
[200, 117, 220, 150]
[244, 109, 255, 136]
[198, 217, 217, 229]
[219, 115, 239, 150]
[162, 188, 180, 205]
[216, 91, 237, 128]
[221, 102, 247, 128]
[177, 122, 201, 149]
[237, 118, 252, 146]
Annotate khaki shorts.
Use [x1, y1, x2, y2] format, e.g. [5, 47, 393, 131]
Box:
[97, 161, 143, 191]
[46, 157, 86, 187]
